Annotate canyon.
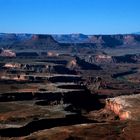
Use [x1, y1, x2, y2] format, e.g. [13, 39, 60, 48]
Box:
[0, 33, 140, 139]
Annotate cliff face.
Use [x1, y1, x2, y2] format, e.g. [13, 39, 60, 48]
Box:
[83, 54, 113, 64]
[53, 34, 140, 48]
[0, 34, 59, 50]
[80, 53, 140, 64]
[106, 99, 131, 120]
[106, 94, 140, 120]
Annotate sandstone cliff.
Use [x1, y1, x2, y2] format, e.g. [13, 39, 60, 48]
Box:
[106, 94, 140, 120]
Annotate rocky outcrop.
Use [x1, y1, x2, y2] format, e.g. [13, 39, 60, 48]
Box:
[81, 53, 140, 64]
[106, 94, 140, 120]
[83, 54, 113, 64]
[75, 57, 101, 70]
[0, 49, 16, 57]
[3, 63, 21, 69]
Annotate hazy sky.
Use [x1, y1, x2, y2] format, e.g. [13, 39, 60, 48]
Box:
[0, 0, 140, 34]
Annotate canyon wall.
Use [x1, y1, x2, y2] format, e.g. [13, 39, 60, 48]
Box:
[106, 98, 131, 120]
[105, 94, 140, 120]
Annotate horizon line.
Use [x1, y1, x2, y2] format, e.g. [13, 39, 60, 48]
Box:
[0, 32, 139, 36]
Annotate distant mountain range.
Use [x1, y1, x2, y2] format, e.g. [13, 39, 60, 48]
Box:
[0, 34, 59, 50]
[53, 33, 140, 44]
[0, 33, 140, 50]
[53, 33, 140, 49]
[53, 34, 89, 43]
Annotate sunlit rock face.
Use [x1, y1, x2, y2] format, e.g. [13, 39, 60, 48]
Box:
[94, 54, 113, 63]
[82, 54, 113, 64]
[0, 49, 16, 57]
[106, 94, 140, 120]
[4, 63, 21, 69]
[47, 51, 59, 57]
[106, 100, 131, 120]
[67, 59, 78, 70]
[0, 74, 27, 81]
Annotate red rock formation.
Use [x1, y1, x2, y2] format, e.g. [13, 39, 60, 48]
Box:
[105, 94, 140, 120]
